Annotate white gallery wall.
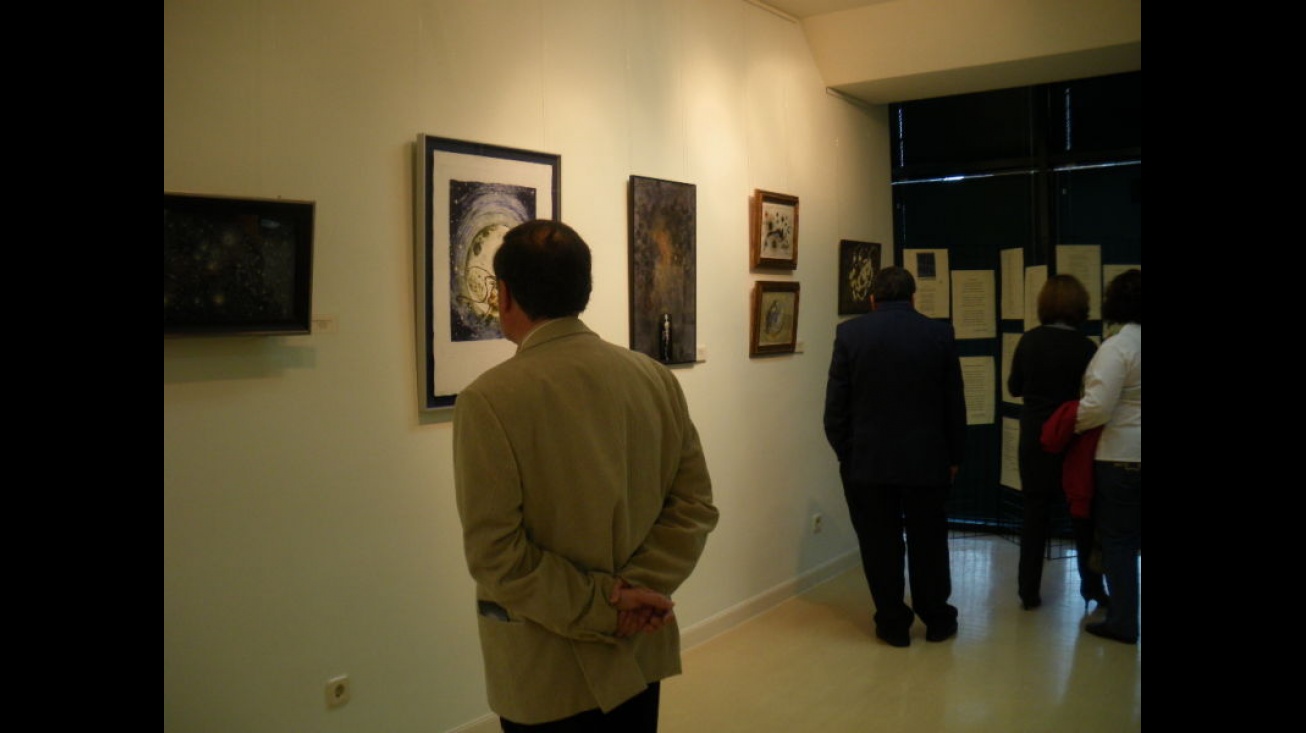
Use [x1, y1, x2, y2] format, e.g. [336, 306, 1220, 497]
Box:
[164, 1, 891, 731]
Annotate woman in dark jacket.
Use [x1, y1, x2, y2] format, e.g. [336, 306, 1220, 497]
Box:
[1008, 275, 1104, 610]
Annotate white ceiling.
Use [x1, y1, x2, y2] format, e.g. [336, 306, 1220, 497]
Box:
[752, 0, 1142, 104]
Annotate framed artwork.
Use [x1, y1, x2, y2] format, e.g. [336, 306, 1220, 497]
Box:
[837, 239, 882, 315]
[749, 280, 800, 357]
[164, 192, 315, 337]
[414, 134, 560, 410]
[750, 189, 799, 270]
[628, 175, 697, 365]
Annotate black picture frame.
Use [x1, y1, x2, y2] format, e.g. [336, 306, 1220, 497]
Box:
[837, 239, 882, 315]
[164, 192, 315, 337]
[415, 135, 561, 410]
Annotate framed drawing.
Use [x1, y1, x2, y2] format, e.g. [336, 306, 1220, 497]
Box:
[628, 175, 697, 365]
[749, 280, 800, 357]
[750, 189, 799, 270]
[414, 134, 560, 410]
[837, 239, 882, 315]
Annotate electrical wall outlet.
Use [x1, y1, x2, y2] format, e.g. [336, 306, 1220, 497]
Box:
[811, 513, 823, 534]
[325, 675, 351, 709]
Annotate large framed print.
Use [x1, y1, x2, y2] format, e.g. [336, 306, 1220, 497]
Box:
[628, 175, 697, 365]
[415, 135, 560, 410]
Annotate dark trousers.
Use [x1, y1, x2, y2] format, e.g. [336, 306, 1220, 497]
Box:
[1018, 439, 1105, 603]
[1071, 516, 1107, 601]
[843, 481, 957, 632]
[1094, 461, 1141, 639]
[500, 683, 660, 733]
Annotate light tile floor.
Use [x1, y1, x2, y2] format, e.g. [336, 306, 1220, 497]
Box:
[661, 534, 1140, 732]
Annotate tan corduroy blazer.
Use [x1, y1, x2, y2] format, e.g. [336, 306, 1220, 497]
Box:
[453, 318, 718, 724]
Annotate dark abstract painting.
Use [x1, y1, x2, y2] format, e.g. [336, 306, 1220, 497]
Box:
[628, 176, 696, 364]
[163, 193, 314, 336]
[837, 239, 882, 315]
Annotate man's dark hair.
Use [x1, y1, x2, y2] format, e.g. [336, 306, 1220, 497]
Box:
[1101, 268, 1141, 325]
[493, 220, 592, 319]
[1037, 274, 1090, 326]
[872, 266, 916, 302]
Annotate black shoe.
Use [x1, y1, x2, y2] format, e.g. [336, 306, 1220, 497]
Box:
[925, 620, 957, 642]
[1021, 596, 1042, 611]
[876, 626, 910, 647]
[1084, 622, 1136, 644]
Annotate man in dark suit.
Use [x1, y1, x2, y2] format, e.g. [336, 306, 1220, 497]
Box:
[823, 266, 966, 647]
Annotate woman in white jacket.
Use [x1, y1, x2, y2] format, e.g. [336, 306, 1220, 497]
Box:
[1075, 269, 1141, 644]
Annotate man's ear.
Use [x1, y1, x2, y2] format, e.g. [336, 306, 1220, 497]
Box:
[497, 279, 513, 313]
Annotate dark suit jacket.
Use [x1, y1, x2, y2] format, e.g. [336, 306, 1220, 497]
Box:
[823, 300, 967, 487]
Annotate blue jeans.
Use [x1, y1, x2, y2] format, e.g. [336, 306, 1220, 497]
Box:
[1094, 460, 1141, 639]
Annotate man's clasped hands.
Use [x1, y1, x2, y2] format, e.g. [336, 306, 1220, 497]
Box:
[609, 578, 675, 638]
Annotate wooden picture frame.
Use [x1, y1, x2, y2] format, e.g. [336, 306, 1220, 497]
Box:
[750, 189, 799, 270]
[628, 175, 697, 365]
[750, 280, 800, 356]
[837, 239, 882, 315]
[414, 134, 561, 410]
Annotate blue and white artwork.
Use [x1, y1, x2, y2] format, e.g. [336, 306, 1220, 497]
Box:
[448, 180, 536, 341]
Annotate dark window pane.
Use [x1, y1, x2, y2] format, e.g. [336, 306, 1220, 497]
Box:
[892, 86, 1034, 172]
[895, 174, 1034, 268]
[1051, 71, 1142, 155]
[1053, 162, 1142, 265]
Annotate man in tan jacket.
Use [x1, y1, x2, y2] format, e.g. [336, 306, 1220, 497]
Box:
[453, 220, 719, 731]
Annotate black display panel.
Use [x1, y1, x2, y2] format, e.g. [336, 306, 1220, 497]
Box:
[164, 193, 315, 337]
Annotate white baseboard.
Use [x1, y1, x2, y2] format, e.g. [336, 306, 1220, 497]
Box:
[445, 712, 499, 733]
[679, 549, 860, 651]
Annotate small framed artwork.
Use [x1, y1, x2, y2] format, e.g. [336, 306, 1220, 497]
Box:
[414, 134, 561, 410]
[750, 281, 800, 357]
[628, 175, 697, 365]
[750, 190, 799, 270]
[837, 239, 882, 315]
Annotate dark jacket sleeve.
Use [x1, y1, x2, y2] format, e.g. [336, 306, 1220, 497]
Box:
[943, 324, 967, 467]
[1007, 335, 1026, 398]
[823, 333, 852, 464]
